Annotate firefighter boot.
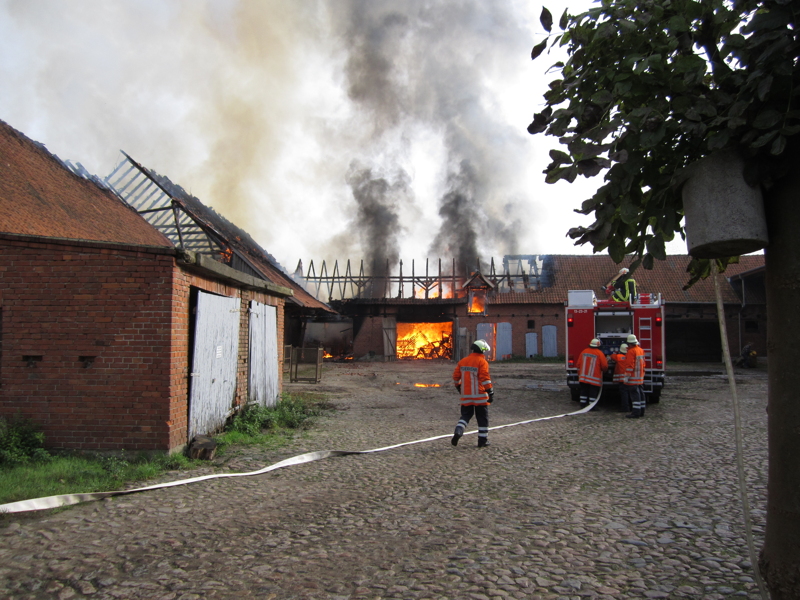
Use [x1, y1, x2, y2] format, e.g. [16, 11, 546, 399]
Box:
[477, 437, 489, 448]
[451, 427, 463, 446]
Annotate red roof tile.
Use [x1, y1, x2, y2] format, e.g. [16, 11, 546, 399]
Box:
[491, 254, 764, 305]
[0, 120, 171, 248]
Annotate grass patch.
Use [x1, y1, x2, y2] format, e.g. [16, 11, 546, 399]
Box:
[0, 451, 197, 507]
[215, 392, 331, 454]
[0, 393, 331, 508]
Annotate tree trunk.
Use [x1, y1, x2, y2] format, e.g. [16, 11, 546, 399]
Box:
[760, 161, 800, 599]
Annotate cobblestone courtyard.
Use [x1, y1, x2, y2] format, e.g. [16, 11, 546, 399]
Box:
[1, 360, 768, 600]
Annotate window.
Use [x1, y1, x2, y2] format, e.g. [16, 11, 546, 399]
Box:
[527, 319, 535, 329]
[745, 320, 759, 333]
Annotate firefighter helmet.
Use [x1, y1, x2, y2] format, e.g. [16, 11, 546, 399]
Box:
[620, 343, 628, 353]
[589, 338, 601, 347]
[626, 334, 639, 344]
[473, 339, 491, 354]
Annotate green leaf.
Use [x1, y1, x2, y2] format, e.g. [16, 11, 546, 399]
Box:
[608, 236, 626, 263]
[619, 201, 639, 225]
[548, 149, 572, 165]
[646, 234, 666, 260]
[757, 75, 774, 101]
[559, 9, 568, 30]
[707, 129, 731, 150]
[531, 39, 548, 60]
[750, 130, 778, 148]
[591, 90, 614, 106]
[667, 15, 688, 33]
[642, 253, 654, 270]
[753, 109, 783, 129]
[770, 135, 786, 155]
[540, 7, 553, 32]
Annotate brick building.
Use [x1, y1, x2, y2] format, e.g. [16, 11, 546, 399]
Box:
[331, 254, 765, 363]
[0, 119, 324, 453]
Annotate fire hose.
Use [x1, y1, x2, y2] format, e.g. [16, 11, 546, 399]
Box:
[0, 394, 600, 515]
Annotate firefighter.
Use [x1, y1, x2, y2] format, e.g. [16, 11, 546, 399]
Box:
[610, 343, 629, 412]
[577, 338, 608, 408]
[624, 334, 646, 418]
[604, 268, 637, 302]
[452, 339, 494, 448]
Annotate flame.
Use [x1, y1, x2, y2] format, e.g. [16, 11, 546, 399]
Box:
[396, 322, 453, 359]
[468, 291, 486, 314]
[323, 351, 333, 359]
[414, 383, 441, 387]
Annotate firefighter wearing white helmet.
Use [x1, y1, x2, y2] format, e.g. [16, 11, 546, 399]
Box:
[610, 343, 630, 412]
[451, 339, 494, 448]
[577, 338, 607, 408]
[624, 334, 647, 418]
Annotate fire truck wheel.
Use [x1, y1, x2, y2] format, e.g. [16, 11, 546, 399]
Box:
[647, 389, 662, 404]
[570, 386, 581, 402]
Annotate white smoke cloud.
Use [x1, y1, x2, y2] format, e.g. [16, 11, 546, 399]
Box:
[0, 0, 615, 273]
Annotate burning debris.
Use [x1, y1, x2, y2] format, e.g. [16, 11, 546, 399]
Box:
[396, 322, 453, 359]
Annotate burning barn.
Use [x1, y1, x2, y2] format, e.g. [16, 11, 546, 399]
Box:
[301, 254, 766, 363]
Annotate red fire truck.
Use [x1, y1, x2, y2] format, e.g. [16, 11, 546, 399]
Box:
[565, 290, 665, 403]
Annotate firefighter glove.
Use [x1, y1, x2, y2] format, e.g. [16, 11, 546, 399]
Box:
[455, 384, 461, 394]
[487, 389, 494, 404]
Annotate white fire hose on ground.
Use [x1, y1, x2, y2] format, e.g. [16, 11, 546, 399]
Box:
[0, 394, 601, 515]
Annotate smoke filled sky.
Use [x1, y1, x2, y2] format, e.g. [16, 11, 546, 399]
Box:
[0, 0, 688, 271]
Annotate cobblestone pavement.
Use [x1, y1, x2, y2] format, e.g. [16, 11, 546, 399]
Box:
[0, 360, 769, 600]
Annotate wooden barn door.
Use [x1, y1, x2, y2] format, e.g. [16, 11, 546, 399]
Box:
[249, 301, 279, 407]
[542, 325, 558, 357]
[526, 332, 539, 357]
[496, 322, 513, 360]
[476, 323, 496, 361]
[189, 291, 241, 437]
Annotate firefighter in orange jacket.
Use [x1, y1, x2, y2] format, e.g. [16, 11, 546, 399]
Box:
[578, 338, 608, 408]
[451, 339, 494, 448]
[624, 334, 647, 418]
[610, 343, 629, 412]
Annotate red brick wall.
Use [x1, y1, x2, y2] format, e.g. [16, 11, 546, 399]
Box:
[0, 235, 287, 453]
[0, 236, 175, 451]
[148, 267, 286, 451]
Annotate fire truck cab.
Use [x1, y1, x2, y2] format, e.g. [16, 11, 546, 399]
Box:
[565, 290, 665, 403]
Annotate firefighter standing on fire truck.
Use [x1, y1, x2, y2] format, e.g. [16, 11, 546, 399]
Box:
[577, 338, 608, 408]
[452, 339, 494, 448]
[610, 343, 629, 412]
[624, 334, 647, 418]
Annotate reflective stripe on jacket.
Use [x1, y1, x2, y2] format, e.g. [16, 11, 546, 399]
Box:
[577, 347, 608, 386]
[625, 345, 646, 385]
[453, 352, 493, 406]
[611, 352, 628, 383]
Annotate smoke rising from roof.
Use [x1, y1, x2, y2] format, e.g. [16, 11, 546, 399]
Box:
[0, 0, 594, 270]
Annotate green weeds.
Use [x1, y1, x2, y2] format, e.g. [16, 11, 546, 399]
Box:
[0, 393, 331, 508]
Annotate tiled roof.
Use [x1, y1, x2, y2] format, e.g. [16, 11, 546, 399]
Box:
[0, 120, 171, 248]
[490, 254, 764, 305]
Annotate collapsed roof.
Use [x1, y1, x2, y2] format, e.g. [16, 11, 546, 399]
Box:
[105, 152, 334, 314]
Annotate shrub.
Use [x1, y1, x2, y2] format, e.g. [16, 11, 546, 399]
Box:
[0, 415, 51, 466]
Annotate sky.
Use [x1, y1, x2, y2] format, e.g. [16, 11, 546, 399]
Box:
[0, 0, 690, 274]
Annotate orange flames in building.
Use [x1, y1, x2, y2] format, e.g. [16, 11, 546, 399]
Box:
[323, 351, 333, 359]
[468, 291, 486, 314]
[396, 322, 453, 359]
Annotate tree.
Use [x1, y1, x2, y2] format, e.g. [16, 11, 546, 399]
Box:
[528, 1, 799, 597]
